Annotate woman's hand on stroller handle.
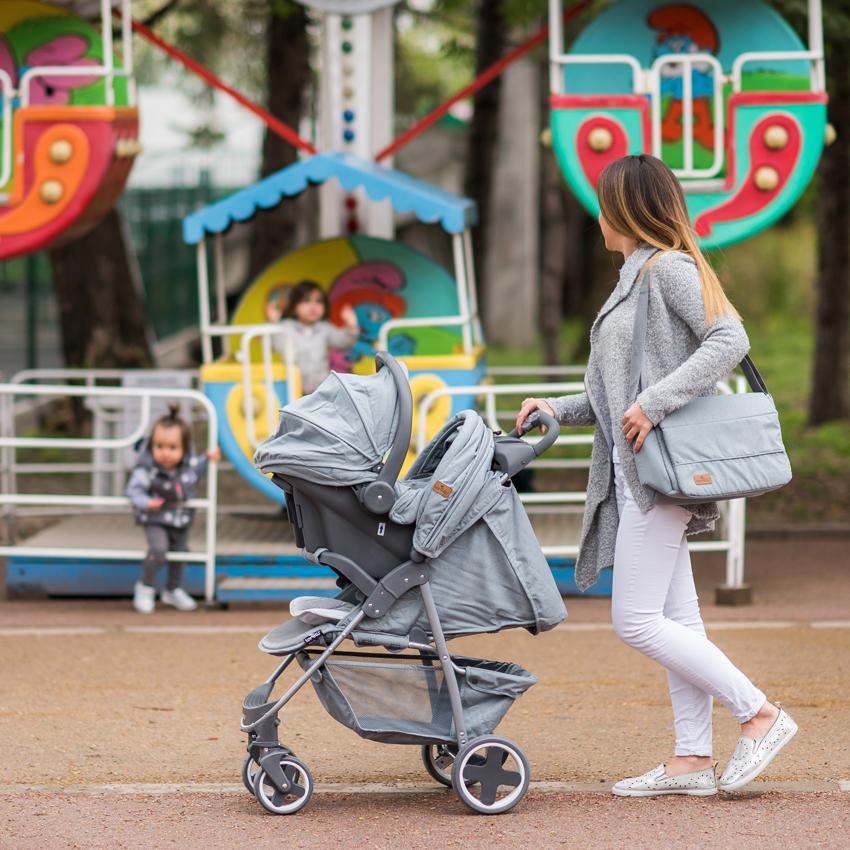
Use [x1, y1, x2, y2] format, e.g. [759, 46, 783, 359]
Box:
[509, 401, 559, 458]
[515, 398, 556, 435]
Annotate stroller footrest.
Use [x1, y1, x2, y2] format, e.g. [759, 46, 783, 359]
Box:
[243, 682, 275, 711]
[259, 618, 338, 655]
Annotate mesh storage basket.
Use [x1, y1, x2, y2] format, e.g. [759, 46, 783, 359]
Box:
[297, 653, 537, 745]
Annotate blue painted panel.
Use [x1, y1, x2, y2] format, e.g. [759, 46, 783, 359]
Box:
[5, 555, 606, 599]
[183, 152, 478, 243]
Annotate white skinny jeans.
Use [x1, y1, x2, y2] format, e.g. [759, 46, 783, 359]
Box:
[610, 451, 766, 756]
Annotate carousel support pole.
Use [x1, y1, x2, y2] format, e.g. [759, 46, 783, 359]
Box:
[197, 240, 213, 364]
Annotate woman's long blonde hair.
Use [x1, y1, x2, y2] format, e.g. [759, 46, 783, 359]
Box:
[597, 154, 740, 324]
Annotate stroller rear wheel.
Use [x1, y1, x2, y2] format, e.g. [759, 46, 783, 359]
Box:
[421, 743, 457, 787]
[253, 756, 314, 815]
[241, 753, 259, 793]
[451, 736, 530, 814]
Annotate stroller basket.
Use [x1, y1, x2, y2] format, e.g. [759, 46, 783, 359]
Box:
[297, 653, 537, 746]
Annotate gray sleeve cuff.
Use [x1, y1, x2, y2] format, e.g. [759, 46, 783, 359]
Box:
[544, 392, 596, 426]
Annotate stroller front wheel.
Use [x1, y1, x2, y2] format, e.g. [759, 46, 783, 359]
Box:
[253, 756, 314, 815]
[451, 736, 530, 815]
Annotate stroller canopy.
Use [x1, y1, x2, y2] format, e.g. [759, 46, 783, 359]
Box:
[255, 368, 402, 486]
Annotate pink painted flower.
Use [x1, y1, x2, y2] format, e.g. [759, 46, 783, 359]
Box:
[0, 33, 99, 107]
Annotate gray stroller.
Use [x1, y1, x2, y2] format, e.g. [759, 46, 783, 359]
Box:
[241, 352, 567, 815]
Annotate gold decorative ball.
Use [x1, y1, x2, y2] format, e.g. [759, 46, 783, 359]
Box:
[540, 127, 552, 148]
[40, 179, 64, 204]
[754, 166, 779, 192]
[763, 125, 789, 150]
[587, 126, 613, 152]
[825, 123, 837, 146]
[49, 139, 73, 164]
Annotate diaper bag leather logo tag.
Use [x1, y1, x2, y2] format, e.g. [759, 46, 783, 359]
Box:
[432, 481, 453, 498]
[693, 473, 713, 485]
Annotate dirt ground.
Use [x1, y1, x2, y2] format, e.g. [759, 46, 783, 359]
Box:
[1, 536, 848, 849]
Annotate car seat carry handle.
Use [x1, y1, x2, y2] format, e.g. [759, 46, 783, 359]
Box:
[359, 352, 414, 515]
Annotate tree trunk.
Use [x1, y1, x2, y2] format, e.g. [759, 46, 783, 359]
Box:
[247, 0, 310, 283]
[539, 145, 565, 365]
[464, 0, 507, 335]
[49, 207, 153, 368]
[810, 46, 850, 425]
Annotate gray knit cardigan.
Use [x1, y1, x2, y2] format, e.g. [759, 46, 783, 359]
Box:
[545, 244, 750, 591]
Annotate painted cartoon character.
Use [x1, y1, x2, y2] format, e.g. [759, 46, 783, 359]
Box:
[0, 32, 99, 109]
[327, 260, 414, 372]
[648, 4, 720, 151]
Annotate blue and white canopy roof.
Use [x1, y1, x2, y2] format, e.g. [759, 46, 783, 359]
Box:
[183, 152, 478, 244]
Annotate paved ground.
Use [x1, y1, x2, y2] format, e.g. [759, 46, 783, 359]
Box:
[1, 537, 848, 849]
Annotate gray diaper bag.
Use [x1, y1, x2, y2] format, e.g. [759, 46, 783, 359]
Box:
[630, 263, 792, 504]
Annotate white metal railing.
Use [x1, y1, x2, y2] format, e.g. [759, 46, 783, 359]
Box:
[731, 50, 824, 93]
[18, 0, 136, 109]
[551, 54, 646, 95]
[650, 53, 724, 179]
[5, 369, 201, 499]
[379, 231, 480, 353]
[238, 325, 299, 450]
[0, 382, 219, 604]
[378, 314, 473, 353]
[0, 69, 13, 189]
[416, 373, 749, 587]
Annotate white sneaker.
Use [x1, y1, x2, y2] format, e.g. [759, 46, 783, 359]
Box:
[160, 587, 197, 611]
[612, 763, 718, 797]
[133, 582, 156, 614]
[719, 704, 798, 791]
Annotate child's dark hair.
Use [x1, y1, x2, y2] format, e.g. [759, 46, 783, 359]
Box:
[149, 403, 192, 458]
[281, 280, 329, 320]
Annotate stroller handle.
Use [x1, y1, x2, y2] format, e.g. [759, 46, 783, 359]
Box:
[509, 410, 560, 456]
[359, 352, 413, 515]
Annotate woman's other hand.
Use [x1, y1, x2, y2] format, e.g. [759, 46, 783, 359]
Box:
[148, 497, 165, 511]
[622, 402, 653, 452]
[515, 398, 556, 434]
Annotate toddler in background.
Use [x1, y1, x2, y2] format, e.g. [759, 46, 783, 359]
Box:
[126, 404, 220, 614]
[265, 280, 360, 394]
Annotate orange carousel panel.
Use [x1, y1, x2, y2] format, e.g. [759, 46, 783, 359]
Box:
[0, 106, 139, 258]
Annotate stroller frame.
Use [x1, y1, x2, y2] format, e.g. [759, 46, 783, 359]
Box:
[241, 353, 559, 816]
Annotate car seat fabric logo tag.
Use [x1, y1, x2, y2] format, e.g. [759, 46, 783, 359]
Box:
[432, 481, 453, 498]
[693, 473, 713, 485]
[377, 522, 386, 537]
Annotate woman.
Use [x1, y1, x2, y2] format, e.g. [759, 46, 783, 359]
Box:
[516, 155, 797, 796]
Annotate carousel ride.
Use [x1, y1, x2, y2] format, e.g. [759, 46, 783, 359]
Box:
[0, 0, 139, 259]
[548, 0, 827, 247]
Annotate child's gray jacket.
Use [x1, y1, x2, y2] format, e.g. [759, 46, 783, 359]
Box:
[546, 244, 750, 591]
[125, 450, 208, 529]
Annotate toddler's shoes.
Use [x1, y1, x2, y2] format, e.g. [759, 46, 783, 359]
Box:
[133, 581, 156, 614]
[160, 586, 198, 611]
